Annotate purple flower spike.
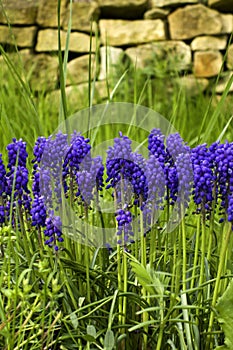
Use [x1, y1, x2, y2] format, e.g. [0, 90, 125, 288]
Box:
[210, 141, 233, 223]
[0, 205, 6, 224]
[77, 156, 104, 205]
[63, 132, 91, 172]
[116, 208, 134, 245]
[31, 195, 47, 227]
[44, 214, 63, 251]
[0, 154, 7, 196]
[32, 136, 47, 170]
[191, 144, 215, 213]
[148, 129, 167, 166]
[7, 138, 28, 171]
[166, 133, 190, 160]
[106, 133, 147, 206]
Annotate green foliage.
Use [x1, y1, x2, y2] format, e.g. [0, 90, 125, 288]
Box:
[130, 260, 170, 297]
[104, 330, 115, 350]
[215, 279, 233, 350]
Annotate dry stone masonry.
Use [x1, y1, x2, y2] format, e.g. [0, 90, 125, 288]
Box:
[0, 0, 232, 102]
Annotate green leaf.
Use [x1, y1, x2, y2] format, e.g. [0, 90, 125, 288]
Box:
[104, 329, 115, 350]
[69, 312, 78, 329]
[87, 325, 97, 339]
[215, 279, 233, 349]
[82, 334, 96, 343]
[130, 261, 170, 297]
[131, 261, 156, 295]
[78, 297, 85, 307]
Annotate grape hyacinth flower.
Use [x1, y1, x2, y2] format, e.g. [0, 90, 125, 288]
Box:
[6, 166, 31, 213]
[63, 132, 91, 196]
[5, 139, 31, 222]
[6, 162, 31, 216]
[148, 129, 176, 203]
[0, 205, 6, 224]
[191, 144, 215, 214]
[32, 136, 47, 196]
[210, 141, 233, 223]
[148, 128, 167, 166]
[142, 154, 166, 232]
[106, 133, 134, 191]
[63, 132, 91, 172]
[0, 154, 7, 196]
[7, 166, 30, 197]
[7, 138, 28, 172]
[77, 156, 104, 206]
[0, 155, 8, 224]
[5, 138, 31, 215]
[44, 213, 63, 251]
[32, 136, 47, 170]
[106, 133, 147, 206]
[36, 132, 68, 210]
[211, 142, 233, 207]
[116, 208, 134, 245]
[148, 130, 187, 205]
[131, 153, 148, 206]
[31, 195, 47, 227]
[166, 133, 190, 160]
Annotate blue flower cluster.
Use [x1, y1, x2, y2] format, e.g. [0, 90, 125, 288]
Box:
[106, 133, 147, 206]
[6, 138, 28, 170]
[31, 195, 47, 227]
[191, 144, 215, 213]
[44, 214, 63, 251]
[116, 209, 134, 245]
[77, 156, 104, 205]
[209, 141, 233, 221]
[0, 155, 7, 197]
[1, 129, 233, 251]
[2, 139, 31, 225]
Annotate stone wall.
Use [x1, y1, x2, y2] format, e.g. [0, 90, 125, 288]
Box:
[0, 0, 233, 105]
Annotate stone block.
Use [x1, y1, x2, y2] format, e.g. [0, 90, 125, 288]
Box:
[0, 50, 58, 91]
[0, 0, 38, 24]
[144, 8, 170, 19]
[168, 4, 223, 40]
[66, 54, 96, 85]
[125, 41, 191, 71]
[227, 44, 233, 70]
[37, 0, 67, 28]
[22, 51, 59, 90]
[191, 36, 227, 51]
[36, 30, 96, 53]
[46, 80, 109, 111]
[221, 14, 233, 34]
[99, 19, 165, 46]
[215, 71, 233, 93]
[176, 75, 209, 96]
[194, 50, 223, 77]
[99, 46, 124, 80]
[0, 25, 37, 47]
[62, 1, 99, 32]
